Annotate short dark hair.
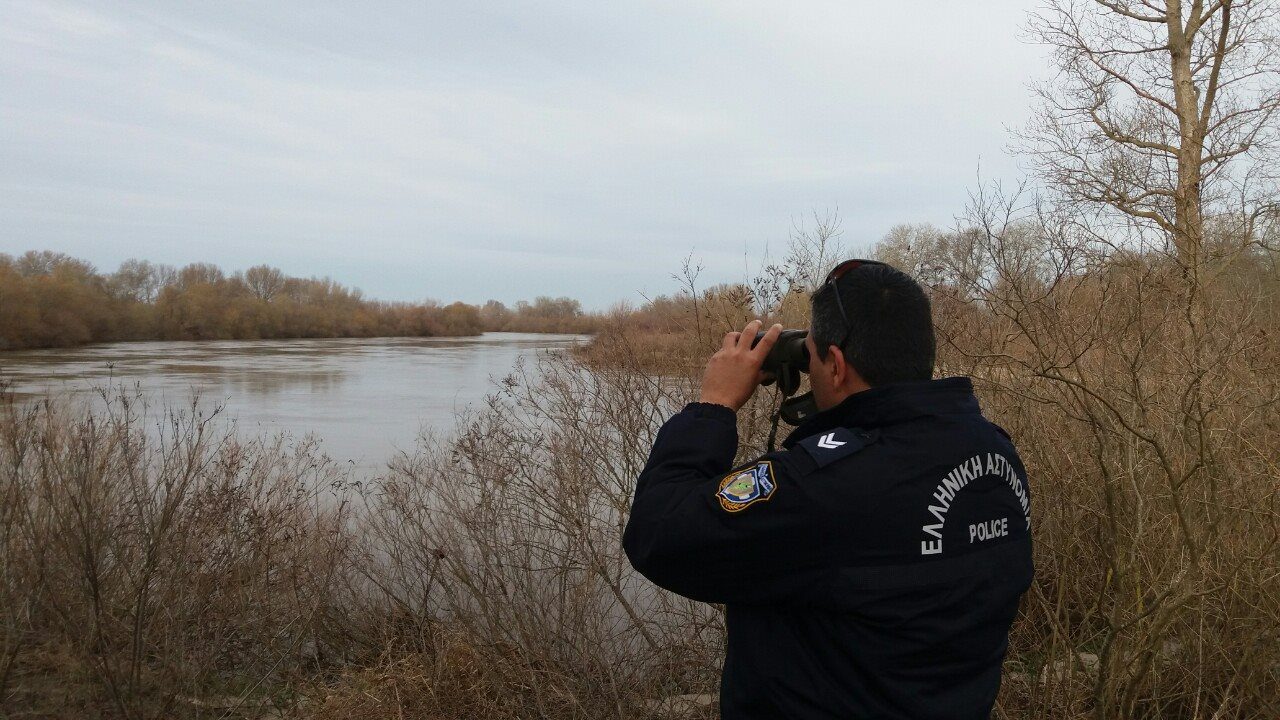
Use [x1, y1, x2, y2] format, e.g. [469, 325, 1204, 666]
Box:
[810, 262, 935, 385]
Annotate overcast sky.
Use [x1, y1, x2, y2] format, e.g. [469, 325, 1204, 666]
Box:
[1, 0, 1045, 309]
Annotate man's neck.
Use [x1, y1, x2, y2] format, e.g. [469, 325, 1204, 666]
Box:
[820, 380, 871, 412]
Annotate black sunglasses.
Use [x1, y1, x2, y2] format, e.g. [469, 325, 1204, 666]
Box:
[821, 258, 888, 351]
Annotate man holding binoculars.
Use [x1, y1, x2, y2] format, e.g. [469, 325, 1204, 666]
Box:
[623, 260, 1033, 719]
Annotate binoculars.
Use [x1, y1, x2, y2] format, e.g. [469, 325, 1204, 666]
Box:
[753, 329, 809, 395]
[752, 329, 818, 425]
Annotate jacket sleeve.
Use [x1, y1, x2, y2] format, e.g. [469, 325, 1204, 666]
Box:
[622, 402, 836, 606]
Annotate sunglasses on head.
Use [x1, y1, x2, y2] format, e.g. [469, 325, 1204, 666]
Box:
[821, 258, 888, 351]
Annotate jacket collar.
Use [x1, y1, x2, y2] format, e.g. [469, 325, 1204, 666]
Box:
[782, 376, 980, 449]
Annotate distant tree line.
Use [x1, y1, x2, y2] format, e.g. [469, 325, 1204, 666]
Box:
[479, 296, 600, 334]
[0, 251, 595, 350]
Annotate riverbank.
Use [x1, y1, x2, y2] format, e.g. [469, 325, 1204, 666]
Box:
[0, 251, 599, 351]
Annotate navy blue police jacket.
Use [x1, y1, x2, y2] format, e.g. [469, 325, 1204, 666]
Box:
[623, 377, 1033, 719]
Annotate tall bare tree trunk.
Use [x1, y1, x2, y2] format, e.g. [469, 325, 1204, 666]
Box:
[1169, 1, 1208, 264]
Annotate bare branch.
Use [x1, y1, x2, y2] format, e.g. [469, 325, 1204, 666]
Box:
[1094, 0, 1169, 23]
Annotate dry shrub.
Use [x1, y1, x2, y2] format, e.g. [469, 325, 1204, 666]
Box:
[578, 224, 842, 377]
[340, 350, 728, 719]
[4, 209, 1276, 719]
[305, 224, 883, 720]
[880, 205, 1280, 717]
[305, 631, 511, 719]
[328, 210, 1279, 718]
[0, 388, 354, 718]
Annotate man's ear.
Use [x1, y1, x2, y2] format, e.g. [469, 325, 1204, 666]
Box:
[827, 344, 846, 385]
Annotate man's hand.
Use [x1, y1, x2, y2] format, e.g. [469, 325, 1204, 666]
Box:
[699, 320, 783, 412]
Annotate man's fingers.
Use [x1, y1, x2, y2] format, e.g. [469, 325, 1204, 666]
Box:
[736, 320, 763, 350]
[723, 331, 741, 349]
[752, 323, 784, 359]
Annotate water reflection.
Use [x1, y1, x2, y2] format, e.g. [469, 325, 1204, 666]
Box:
[0, 333, 585, 472]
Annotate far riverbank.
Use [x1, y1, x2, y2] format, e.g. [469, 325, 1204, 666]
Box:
[1, 250, 599, 351]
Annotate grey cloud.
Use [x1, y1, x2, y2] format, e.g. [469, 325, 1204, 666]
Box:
[0, 0, 1044, 308]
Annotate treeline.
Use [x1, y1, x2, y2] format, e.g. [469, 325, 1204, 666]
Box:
[479, 296, 601, 334]
[0, 251, 596, 350]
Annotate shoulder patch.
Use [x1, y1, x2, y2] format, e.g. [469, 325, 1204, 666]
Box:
[716, 461, 777, 512]
[797, 427, 879, 468]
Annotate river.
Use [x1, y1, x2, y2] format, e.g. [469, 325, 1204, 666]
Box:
[0, 333, 585, 472]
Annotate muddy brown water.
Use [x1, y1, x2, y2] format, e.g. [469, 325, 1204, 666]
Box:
[0, 332, 585, 472]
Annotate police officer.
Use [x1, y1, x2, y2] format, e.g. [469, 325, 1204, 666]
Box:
[623, 260, 1033, 719]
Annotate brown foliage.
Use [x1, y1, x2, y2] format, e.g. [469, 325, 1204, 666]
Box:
[569, 214, 1278, 718]
[0, 389, 355, 718]
[915, 203, 1280, 718]
[480, 296, 601, 334]
[0, 252, 493, 350]
[1, 224, 1276, 717]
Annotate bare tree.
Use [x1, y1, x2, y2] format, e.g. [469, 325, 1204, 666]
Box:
[110, 259, 166, 303]
[1024, 0, 1280, 261]
[14, 250, 96, 279]
[780, 209, 847, 292]
[244, 264, 286, 302]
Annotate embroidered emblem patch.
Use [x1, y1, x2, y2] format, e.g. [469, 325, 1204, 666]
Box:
[716, 461, 777, 512]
